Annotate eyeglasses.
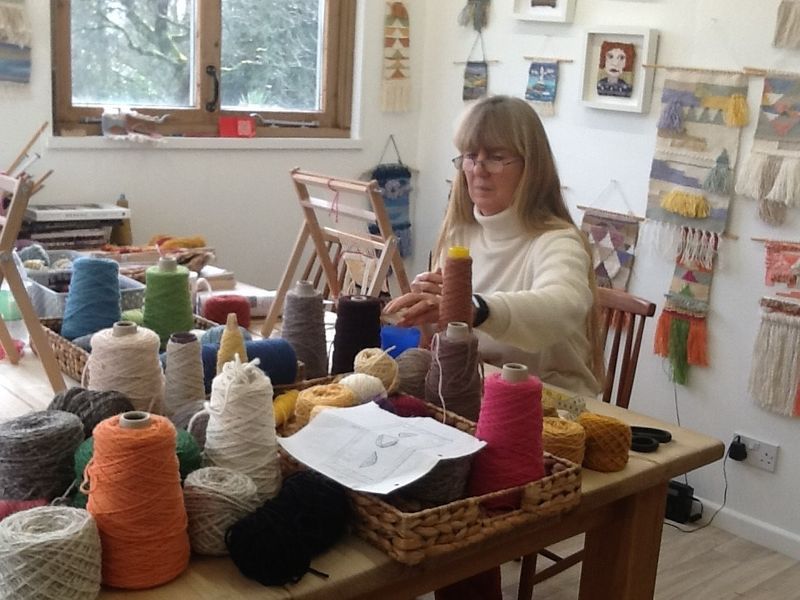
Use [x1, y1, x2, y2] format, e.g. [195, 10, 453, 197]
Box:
[452, 155, 522, 174]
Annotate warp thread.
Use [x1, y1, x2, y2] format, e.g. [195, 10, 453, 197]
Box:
[87, 325, 165, 414]
[578, 412, 631, 472]
[183, 467, 260, 556]
[48, 387, 135, 438]
[73, 428, 201, 509]
[226, 470, 349, 586]
[396, 347, 433, 400]
[542, 417, 586, 465]
[331, 295, 382, 374]
[203, 356, 282, 501]
[438, 247, 473, 332]
[425, 332, 482, 421]
[294, 383, 357, 428]
[86, 414, 190, 589]
[0, 410, 83, 501]
[338, 372, 387, 404]
[281, 287, 328, 379]
[61, 257, 122, 341]
[0, 506, 102, 600]
[468, 372, 545, 509]
[202, 295, 251, 328]
[142, 263, 194, 348]
[164, 332, 206, 415]
[353, 347, 399, 393]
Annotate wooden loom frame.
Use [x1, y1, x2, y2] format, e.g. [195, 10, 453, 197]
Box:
[260, 169, 412, 337]
[0, 173, 66, 393]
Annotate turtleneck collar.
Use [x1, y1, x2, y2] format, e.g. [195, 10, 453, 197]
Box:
[473, 204, 526, 242]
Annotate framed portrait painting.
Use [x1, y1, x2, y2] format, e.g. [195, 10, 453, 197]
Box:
[580, 27, 659, 113]
[513, 0, 576, 23]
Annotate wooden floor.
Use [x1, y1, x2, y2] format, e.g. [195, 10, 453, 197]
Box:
[3, 341, 799, 600]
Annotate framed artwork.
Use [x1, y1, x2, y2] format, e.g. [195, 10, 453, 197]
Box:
[580, 27, 659, 113]
[513, 0, 576, 23]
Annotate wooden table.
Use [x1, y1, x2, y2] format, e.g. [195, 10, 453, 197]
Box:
[98, 399, 724, 600]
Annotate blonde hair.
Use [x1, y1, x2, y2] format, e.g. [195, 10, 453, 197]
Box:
[436, 95, 605, 385]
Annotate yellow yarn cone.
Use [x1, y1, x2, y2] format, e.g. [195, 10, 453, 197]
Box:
[660, 190, 710, 218]
[217, 313, 247, 374]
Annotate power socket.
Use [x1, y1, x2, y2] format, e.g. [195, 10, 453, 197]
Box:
[733, 433, 779, 472]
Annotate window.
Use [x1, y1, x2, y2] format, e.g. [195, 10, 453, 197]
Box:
[52, 0, 356, 139]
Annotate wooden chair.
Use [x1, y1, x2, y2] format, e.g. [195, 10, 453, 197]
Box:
[516, 286, 656, 600]
[260, 169, 411, 337]
[0, 173, 66, 393]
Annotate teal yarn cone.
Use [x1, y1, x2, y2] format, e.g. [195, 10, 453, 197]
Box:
[142, 258, 194, 348]
[61, 257, 122, 340]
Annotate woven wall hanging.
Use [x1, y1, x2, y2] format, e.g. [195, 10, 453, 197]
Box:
[525, 61, 559, 117]
[647, 69, 749, 384]
[735, 75, 800, 225]
[368, 135, 413, 258]
[381, 2, 411, 112]
[458, 0, 490, 32]
[774, 0, 800, 49]
[0, 0, 31, 83]
[463, 33, 488, 101]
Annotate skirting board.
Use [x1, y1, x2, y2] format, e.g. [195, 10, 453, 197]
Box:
[696, 497, 800, 561]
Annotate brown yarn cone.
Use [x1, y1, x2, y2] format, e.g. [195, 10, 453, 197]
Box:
[438, 247, 473, 332]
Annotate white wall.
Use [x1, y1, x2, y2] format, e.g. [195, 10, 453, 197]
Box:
[2, 0, 798, 559]
[415, 0, 800, 559]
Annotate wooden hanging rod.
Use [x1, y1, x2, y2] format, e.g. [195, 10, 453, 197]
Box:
[642, 64, 746, 76]
[522, 56, 574, 63]
[576, 205, 644, 222]
[743, 66, 800, 78]
[453, 60, 500, 65]
[760, 296, 800, 315]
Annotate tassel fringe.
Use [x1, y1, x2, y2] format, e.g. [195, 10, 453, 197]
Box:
[703, 150, 733, 195]
[749, 310, 800, 416]
[0, 4, 31, 47]
[735, 152, 768, 199]
[774, 0, 800, 49]
[658, 99, 684, 131]
[724, 93, 749, 127]
[653, 310, 672, 356]
[381, 79, 411, 112]
[766, 157, 800, 207]
[686, 316, 709, 366]
[668, 316, 690, 384]
[759, 197, 788, 226]
[660, 190, 710, 219]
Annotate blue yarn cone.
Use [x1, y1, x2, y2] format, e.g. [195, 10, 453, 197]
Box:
[61, 257, 121, 340]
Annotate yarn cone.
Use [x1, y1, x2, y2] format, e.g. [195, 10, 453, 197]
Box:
[217, 313, 247, 374]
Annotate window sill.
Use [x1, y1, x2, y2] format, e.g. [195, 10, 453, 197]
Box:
[47, 136, 363, 151]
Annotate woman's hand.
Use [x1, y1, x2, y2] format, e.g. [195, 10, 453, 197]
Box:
[384, 269, 443, 327]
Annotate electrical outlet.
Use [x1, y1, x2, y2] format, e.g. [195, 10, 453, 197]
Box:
[733, 433, 779, 472]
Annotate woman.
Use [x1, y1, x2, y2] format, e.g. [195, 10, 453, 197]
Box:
[385, 95, 604, 400]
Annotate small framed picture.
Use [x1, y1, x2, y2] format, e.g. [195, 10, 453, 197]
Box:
[513, 0, 576, 23]
[580, 27, 659, 113]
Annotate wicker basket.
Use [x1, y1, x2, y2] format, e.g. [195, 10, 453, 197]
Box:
[38, 315, 217, 382]
[282, 401, 582, 566]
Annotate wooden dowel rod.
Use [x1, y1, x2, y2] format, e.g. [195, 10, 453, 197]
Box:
[31, 169, 54, 194]
[576, 205, 644, 222]
[743, 66, 800, 77]
[751, 237, 800, 243]
[642, 64, 746, 76]
[453, 60, 501, 65]
[522, 56, 574, 63]
[7, 122, 48, 175]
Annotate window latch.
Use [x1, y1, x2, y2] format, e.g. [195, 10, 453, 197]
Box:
[249, 113, 319, 128]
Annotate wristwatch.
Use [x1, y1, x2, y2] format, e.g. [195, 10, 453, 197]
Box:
[472, 294, 489, 328]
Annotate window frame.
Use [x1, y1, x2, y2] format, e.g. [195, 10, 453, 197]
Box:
[51, 0, 355, 139]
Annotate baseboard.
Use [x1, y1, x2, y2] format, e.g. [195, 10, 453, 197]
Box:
[695, 497, 800, 561]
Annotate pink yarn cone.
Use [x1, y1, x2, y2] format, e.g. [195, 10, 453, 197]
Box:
[0, 499, 47, 521]
[468, 372, 545, 510]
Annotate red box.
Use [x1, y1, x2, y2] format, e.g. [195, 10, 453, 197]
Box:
[218, 116, 256, 138]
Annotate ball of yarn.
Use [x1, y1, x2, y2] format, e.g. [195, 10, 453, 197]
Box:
[87, 325, 165, 414]
[203, 295, 251, 328]
[184, 467, 259, 556]
[204, 357, 282, 501]
[200, 324, 252, 346]
[0, 506, 102, 599]
[339, 372, 387, 404]
[120, 308, 144, 325]
[273, 390, 299, 428]
[396, 347, 432, 400]
[542, 417, 586, 465]
[17, 243, 50, 265]
[87, 414, 190, 589]
[354, 347, 399, 393]
[0, 410, 84, 501]
[71, 333, 94, 352]
[375, 393, 431, 418]
[48, 387, 135, 438]
[0, 499, 47, 521]
[294, 384, 357, 427]
[226, 470, 349, 586]
[578, 412, 631, 472]
[61, 257, 122, 340]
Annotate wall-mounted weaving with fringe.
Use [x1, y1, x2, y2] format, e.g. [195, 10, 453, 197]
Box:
[774, 0, 800, 49]
[381, 2, 410, 112]
[765, 241, 800, 288]
[735, 76, 800, 225]
[0, 0, 31, 83]
[749, 297, 800, 417]
[647, 69, 748, 384]
[525, 61, 558, 117]
[580, 208, 639, 290]
[367, 135, 412, 258]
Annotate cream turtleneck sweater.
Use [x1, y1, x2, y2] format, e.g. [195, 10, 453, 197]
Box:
[448, 206, 600, 398]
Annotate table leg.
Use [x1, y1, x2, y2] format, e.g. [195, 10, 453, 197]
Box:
[578, 481, 668, 600]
